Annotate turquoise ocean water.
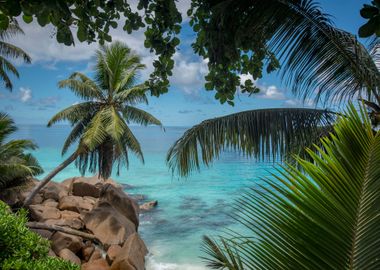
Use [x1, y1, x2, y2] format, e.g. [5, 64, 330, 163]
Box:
[13, 125, 277, 270]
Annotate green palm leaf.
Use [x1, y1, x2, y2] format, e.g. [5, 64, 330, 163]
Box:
[0, 113, 42, 190]
[58, 72, 104, 101]
[167, 108, 335, 176]
[202, 103, 380, 269]
[47, 101, 99, 126]
[121, 106, 162, 127]
[0, 19, 30, 90]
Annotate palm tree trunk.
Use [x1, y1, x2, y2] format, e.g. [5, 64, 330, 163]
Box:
[23, 151, 80, 207]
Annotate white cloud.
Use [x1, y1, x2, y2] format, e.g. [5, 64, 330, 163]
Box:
[258, 85, 286, 100]
[284, 98, 314, 107]
[238, 74, 286, 100]
[19, 87, 32, 102]
[171, 53, 208, 95]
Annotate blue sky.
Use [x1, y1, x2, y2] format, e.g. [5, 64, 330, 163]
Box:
[0, 0, 370, 126]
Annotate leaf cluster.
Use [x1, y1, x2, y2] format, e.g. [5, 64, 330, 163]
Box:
[0, 201, 79, 270]
[203, 103, 380, 269]
[0, 0, 181, 96]
[359, 1, 380, 38]
[0, 113, 43, 190]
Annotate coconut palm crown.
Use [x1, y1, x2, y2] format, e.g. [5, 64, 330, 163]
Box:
[24, 41, 162, 206]
[0, 19, 31, 90]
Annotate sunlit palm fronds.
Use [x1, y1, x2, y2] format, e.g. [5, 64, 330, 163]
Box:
[202, 103, 380, 269]
[167, 108, 335, 176]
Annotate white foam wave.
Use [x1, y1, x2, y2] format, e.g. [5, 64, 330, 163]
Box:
[146, 257, 207, 270]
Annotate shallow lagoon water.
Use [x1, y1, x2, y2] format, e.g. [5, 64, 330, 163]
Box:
[13, 125, 278, 270]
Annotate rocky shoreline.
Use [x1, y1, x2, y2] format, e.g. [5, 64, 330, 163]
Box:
[1, 176, 157, 270]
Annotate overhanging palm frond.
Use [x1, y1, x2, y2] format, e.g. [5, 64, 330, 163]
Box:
[0, 19, 31, 90]
[167, 108, 336, 176]
[202, 103, 380, 269]
[206, 0, 380, 105]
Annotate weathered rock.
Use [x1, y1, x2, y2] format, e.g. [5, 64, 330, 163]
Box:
[51, 231, 83, 254]
[99, 184, 139, 229]
[139, 200, 158, 211]
[42, 199, 59, 208]
[60, 210, 81, 219]
[106, 245, 122, 264]
[61, 177, 75, 190]
[104, 178, 122, 190]
[89, 248, 103, 261]
[41, 182, 68, 201]
[58, 248, 81, 265]
[82, 201, 136, 247]
[58, 195, 94, 213]
[44, 217, 84, 230]
[0, 179, 38, 207]
[110, 233, 148, 270]
[30, 228, 53, 239]
[48, 249, 57, 257]
[29, 204, 61, 221]
[72, 176, 103, 198]
[81, 242, 95, 262]
[82, 258, 110, 270]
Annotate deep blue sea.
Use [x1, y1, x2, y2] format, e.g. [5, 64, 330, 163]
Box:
[13, 125, 278, 270]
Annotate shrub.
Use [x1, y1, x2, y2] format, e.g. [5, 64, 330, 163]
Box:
[0, 201, 79, 270]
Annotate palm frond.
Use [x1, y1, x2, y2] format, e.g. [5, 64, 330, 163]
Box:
[204, 0, 380, 105]
[47, 101, 98, 126]
[167, 108, 335, 176]
[203, 103, 380, 269]
[58, 72, 104, 101]
[121, 106, 162, 127]
[114, 83, 149, 105]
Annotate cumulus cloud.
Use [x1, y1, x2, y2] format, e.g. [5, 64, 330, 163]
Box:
[238, 74, 286, 100]
[258, 85, 286, 100]
[20, 87, 32, 102]
[171, 53, 208, 96]
[284, 98, 314, 107]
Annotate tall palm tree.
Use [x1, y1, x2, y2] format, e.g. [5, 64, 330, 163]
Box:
[167, 0, 380, 176]
[0, 19, 31, 90]
[0, 113, 42, 190]
[24, 41, 162, 206]
[202, 103, 380, 269]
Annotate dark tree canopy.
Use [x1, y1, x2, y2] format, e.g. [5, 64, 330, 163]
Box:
[0, 0, 376, 105]
[360, 1, 380, 38]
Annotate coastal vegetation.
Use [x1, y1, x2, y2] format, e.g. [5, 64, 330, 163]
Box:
[24, 41, 162, 206]
[0, 1, 379, 269]
[202, 104, 380, 269]
[167, 2, 380, 176]
[0, 112, 42, 191]
[0, 201, 78, 270]
[0, 19, 30, 90]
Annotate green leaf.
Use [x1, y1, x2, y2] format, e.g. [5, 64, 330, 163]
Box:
[22, 15, 33, 24]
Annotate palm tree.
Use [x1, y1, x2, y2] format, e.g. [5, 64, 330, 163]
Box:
[23, 41, 162, 206]
[202, 103, 380, 269]
[0, 113, 42, 190]
[0, 19, 31, 90]
[167, 0, 380, 176]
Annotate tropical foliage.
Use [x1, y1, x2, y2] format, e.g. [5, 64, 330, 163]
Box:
[3, 1, 375, 103]
[0, 201, 79, 270]
[360, 1, 380, 37]
[0, 112, 42, 190]
[167, 2, 380, 176]
[24, 41, 162, 206]
[0, 19, 31, 90]
[202, 104, 380, 269]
